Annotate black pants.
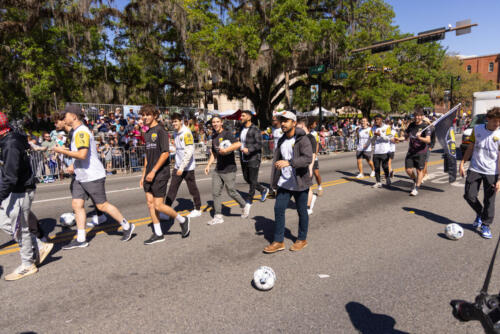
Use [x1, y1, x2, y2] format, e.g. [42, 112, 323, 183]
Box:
[373, 154, 389, 183]
[241, 160, 265, 202]
[165, 169, 202, 210]
[464, 170, 498, 226]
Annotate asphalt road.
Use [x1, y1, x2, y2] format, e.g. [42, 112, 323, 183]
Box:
[0, 143, 497, 334]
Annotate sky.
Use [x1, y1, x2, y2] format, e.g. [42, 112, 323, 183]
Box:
[113, 0, 499, 56]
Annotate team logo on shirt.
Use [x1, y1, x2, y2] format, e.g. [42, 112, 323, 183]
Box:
[494, 136, 499, 142]
[219, 137, 223, 143]
[151, 133, 157, 142]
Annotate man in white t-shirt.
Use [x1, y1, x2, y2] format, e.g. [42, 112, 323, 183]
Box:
[268, 116, 283, 198]
[355, 117, 375, 178]
[370, 114, 393, 188]
[53, 105, 134, 249]
[460, 107, 500, 239]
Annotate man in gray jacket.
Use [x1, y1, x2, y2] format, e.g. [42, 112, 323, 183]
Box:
[239, 110, 269, 204]
[264, 110, 313, 254]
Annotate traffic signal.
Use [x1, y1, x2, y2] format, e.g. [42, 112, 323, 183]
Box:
[383, 66, 392, 73]
[371, 40, 394, 54]
[366, 64, 376, 72]
[417, 27, 446, 44]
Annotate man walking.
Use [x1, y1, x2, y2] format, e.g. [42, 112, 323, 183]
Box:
[460, 107, 500, 239]
[264, 110, 313, 254]
[239, 110, 269, 204]
[371, 114, 393, 189]
[309, 119, 323, 196]
[204, 115, 251, 225]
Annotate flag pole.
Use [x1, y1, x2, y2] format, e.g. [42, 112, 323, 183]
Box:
[420, 103, 462, 133]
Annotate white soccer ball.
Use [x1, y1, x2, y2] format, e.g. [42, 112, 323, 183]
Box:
[219, 139, 232, 150]
[445, 223, 464, 240]
[253, 266, 276, 291]
[60, 212, 76, 227]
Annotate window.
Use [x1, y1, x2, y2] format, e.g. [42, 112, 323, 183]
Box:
[467, 65, 472, 73]
[489, 62, 494, 72]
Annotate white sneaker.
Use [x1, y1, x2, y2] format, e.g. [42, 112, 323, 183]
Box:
[87, 214, 107, 227]
[356, 173, 364, 179]
[370, 171, 375, 177]
[423, 174, 431, 181]
[410, 188, 418, 196]
[241, 203, 252, 218]
[207, 214, 224, 225]
[187, 209, 202, 218]
[307, 209, 313, 215]
[310, 194, 317, 211]
[372, 182, 382, 188]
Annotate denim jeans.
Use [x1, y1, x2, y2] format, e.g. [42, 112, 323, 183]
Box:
[273, 187, 309, 243]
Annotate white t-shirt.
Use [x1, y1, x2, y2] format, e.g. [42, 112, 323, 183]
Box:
[310, 130, 320, 160]
[389, 128, 398, 153]
[357, 127, 372, 152]
[272, 127, 283, 148]
[277, 137, 297, 191]
[371, 124, 392, 155]
[240, 127, 250, 162]
[174, 125, 195, 171]
[470, 124, 500, 175]
[71, 124, 106, 182]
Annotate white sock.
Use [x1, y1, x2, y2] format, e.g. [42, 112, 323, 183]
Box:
[176, 214, 186, 223]
[120, 219, 130, 230]
[77, 229, 86, 242]
[318, 185, 323, 190]
[153, 223, 163, 236]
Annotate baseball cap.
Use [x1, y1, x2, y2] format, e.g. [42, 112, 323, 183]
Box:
[274, 110, 297, 121]
[60, 105, 85, 119]
[0, 112, 11, 136]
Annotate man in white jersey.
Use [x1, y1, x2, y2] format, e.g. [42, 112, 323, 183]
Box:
[387, 119, 398, 179]
[53, 105, 135, 249]
[460, 107, 500, 239]
[355, 117, 376, 178]
[370, 114, 393, 188]
[165, 112, 202, 218]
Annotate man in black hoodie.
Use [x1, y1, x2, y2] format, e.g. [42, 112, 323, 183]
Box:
[264, 110, 313, 254]
[0, 112, 39, 280]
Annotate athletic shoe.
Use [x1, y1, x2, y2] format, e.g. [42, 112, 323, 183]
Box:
[423, 174, 431, 182]
[481, 225, 492, 239]
[356, 173, 364, 179]
[242, 203, 252, 218]
[144, 234, 165, 245]
[372, 182, 382, 188]
[37, 242, 54, 266]
[187, 209, 202, 218]
[370, 171, 375, 177]
[385, 177, 392, 187]
[4, 263, 38, 281]
[307, 209, 313, 215]
[63, 239, 89, 250]
[473, 216, 483, 229]
[207, 214, 224, 225]
[87, 214, 107, 227]
[260, 188, 269, 202]
[180, 217, 190, 238]
[410, 188, 418, 196]
[317, 187, 324, 196]
[121, 223, 135, 242]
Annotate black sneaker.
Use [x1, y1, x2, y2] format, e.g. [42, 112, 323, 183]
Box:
[180, 217, 190, 238]
[144, 234, 165, 245]
[121, 224, 135, 242]
[62, 239, 89, 250]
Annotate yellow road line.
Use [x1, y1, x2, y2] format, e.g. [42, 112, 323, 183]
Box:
[0, 159, 444, 256]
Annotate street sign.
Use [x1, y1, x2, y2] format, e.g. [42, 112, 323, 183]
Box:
[309, 64, 326, 75]
[456, 19, 471, 36]
[335, 72, 348, 79]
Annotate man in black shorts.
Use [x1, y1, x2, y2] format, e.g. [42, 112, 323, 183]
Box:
[139, 105, 190, 245]
[397, 109, 431, 196]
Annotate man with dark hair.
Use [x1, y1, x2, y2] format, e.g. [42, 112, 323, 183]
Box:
[370, 114, 393, 189]
[264, 110, 313, 254]
[397, 109, 431, 196]
[239, 110, 268, 205]
[140, 105, 190, 245]
[165, 112, 202, 219]
[460, 107, 500, 239]
[355, 117, 375, 178]
[53, 105, 135, 249]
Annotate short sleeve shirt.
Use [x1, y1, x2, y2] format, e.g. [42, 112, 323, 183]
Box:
[470, 124, 500, 175]
[405, 122, 431, 154]
[212, 129, 237, 173]
[71, 125, 106, 182]
[307, 133, 317, 156]
[145, 124, 170, 178]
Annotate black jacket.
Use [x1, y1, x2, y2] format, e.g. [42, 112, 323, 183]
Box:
[0, 130, 36, 202]
[240, 123, 262, 162]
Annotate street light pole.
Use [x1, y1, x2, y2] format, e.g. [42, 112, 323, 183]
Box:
[318, 73, 323, 131]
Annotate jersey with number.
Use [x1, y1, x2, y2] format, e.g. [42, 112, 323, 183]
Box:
[356, 127, 373, 152]
[71, 124, 106, 182]
[371, 124, 392, 155]
[174, 125, 195, 171]
[469, 124, 500, 175]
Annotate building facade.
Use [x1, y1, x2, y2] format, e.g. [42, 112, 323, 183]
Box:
[461, 53, 500, 89]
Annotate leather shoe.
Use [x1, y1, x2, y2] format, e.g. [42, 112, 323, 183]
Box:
[290, 240, 308, 251]
[263, 242, 285, 254]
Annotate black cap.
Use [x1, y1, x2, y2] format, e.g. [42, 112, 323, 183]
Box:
[60, 105, 85, 120]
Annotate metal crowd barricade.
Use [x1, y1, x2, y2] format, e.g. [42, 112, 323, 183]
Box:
[127, 146, 146, 173]
[194, 142, 210, 163]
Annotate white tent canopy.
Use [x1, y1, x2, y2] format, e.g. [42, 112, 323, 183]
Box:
[301, 107, 337, 117]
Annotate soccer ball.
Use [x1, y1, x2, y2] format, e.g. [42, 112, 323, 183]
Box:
[253, 266, 276, 291]
[60, 212, 76, 227]
[219, 139, 232, 150]
[445, 223, 464, 240]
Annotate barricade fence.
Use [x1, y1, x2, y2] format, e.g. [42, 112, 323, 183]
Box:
[30, 137, 357, 183]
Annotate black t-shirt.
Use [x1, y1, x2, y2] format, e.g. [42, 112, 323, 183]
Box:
[211, 129, 237, 173]
[145, 124, 170, 178]
[405, 122, 431, 154]
[307, 133, 317, 154]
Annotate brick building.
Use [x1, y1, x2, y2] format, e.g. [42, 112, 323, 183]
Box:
[461, 53, 500, 89]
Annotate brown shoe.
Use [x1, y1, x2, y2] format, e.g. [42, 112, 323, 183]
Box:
[263, 242, 285, 254]
[290, 240, 308, 251]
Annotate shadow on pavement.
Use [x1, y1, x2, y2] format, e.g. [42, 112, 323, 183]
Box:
[346, 302, 409, 334]
[38, 218, 57, 236]
[173, 198, 197, 212]
[0, 265, 2, 279]
[254, 216, 296, 243]
[402, 207, 476, 233]
[341, 176, 373, 187]
[336, 170, 358, 177]
[204, 201, 242, 218]
[0, 239, 16, 250]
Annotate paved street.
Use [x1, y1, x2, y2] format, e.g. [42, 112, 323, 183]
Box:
[0, 143, 496, 333]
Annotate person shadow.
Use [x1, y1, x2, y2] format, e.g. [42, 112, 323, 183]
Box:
[346, 302, 409, 334]
[0, 265, 3, 279]
[173, 198, 197, 213]
[205, 200, 244, 218]
[253, 215, 296, 243]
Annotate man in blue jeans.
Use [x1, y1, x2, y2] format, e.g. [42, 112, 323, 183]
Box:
[264, 110, 313, 253]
